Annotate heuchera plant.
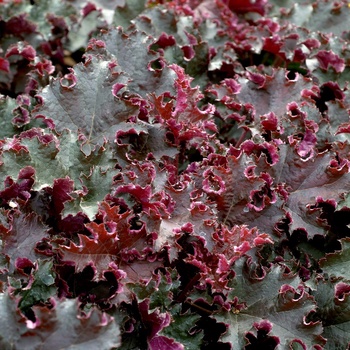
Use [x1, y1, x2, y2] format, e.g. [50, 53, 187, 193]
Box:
[1, 0, 350, 348]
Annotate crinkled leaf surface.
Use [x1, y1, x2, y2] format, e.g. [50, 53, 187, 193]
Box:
[196, 151, 283, 237]
[280, 0, 350, 37]
[216, 142, 350, 240]
[129, 269, 181, 312]
[59, 221, 121, 278]
[113, 0, 146, 28]
[63, 165, 118, 220]
[0, 96, 19, 138]
[69, 0, 125, 25]
[207, 152, 268, 227]
[320, 238, 350, 281]
[0, 133, 68, 191]
[18, 137, 62, 189]
[0, 130, 121, 219]
[310, 280, 350, 350]
[55, 129, 119, 189]
[0, 292, 30, 348]
[32, 298, 121, 349]
[1, 212, 48, 273]
[0, 0, 77, 39]
[67, 10, 106, 53]
[2, 0, 350, 348]
[155, 180, 217, 260]
[60, 204, 152, 279]
[0, 129, 67, 190]
[0, 296, 121, 350]
[160, 305, 203, 350]
[33, 55, 137, 151]
[237, 68, 313, 117]
[132, 6, 214, 88]
[97, 27, 176, 97]
[18, 259, 56, 312]
[275, 145, 350, 238]
[218, 257, 324, 349]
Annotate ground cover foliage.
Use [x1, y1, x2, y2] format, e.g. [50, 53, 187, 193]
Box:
[0, 0, 350, 348]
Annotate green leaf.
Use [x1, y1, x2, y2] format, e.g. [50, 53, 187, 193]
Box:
[337, 191, 350, 210]
[19, 137, 62, 190]
[0, 295, 121, 350]
[128, 268, 181, 312]
[18, 259, 56, 312]
[2, 212, 48, 273]
[33, 54, 138, 152]
[0, 0, 77, 39]
[237, 68, 313, 119]
[113, 0, 146, 28]
[0, 135, 67, 191]
[161, 305, 203, 350]
[311, 67, 350, 89]
[56, 129, 120, 186]
[217, 257, 325, 349]
[310, 280, 350, 350]
[0, 130, 120, 219]
[0, 95, 19, 138]
[320, 238, 350, 281]
[68, 11, 105, 53]
[0, 292, 28, 349]
[279, 1, 350, 37]
[99, 27, 176, 97]
[0, 147, 32, 188]
[63, 165, 117, 220]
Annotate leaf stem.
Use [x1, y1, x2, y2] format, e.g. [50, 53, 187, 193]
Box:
[184, 300, 213, 315]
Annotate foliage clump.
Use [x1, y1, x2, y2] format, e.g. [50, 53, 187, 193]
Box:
[1, 0, 350, 349]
